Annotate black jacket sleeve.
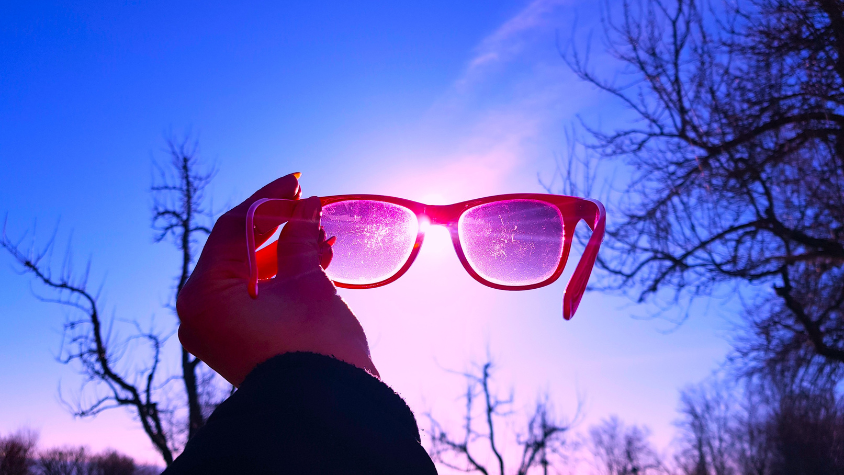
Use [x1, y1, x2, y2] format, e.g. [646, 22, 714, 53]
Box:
[162, 352, 437, 475]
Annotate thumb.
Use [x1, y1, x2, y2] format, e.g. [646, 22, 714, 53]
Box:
[275, 196, 324, 282]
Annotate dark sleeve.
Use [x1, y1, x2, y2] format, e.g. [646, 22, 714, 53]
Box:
[162, 352, 438, 475]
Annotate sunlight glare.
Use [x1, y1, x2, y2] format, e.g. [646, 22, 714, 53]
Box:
[420, 223, 453, 260]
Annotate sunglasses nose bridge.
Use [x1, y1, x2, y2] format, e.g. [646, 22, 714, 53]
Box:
[422, 204, 458, 228]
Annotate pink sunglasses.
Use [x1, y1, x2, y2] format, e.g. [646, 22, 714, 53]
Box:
[246, 194, 605, 320]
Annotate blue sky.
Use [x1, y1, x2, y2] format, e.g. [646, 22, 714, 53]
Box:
[0, 0, 735, 469]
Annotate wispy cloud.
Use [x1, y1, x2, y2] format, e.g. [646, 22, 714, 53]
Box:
[386, 0, 585, 202]
[457, 0, 568, 89]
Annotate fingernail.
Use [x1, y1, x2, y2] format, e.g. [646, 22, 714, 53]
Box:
[292, 172, 302, 179]
[326, 236, 337, 246]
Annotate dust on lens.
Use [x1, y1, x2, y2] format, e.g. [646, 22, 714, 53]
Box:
[458, 200, 564, 286]
[321, 200, 418, 285]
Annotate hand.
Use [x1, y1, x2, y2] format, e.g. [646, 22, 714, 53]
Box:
[176, 173, 378, 386]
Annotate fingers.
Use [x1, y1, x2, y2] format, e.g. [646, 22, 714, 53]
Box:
[219, 173, 301, 235]
[193, 173, 302, 279]
[250, 175, 302, 241]
[235, 173, 301, 215]
[252, 199, 299, 248]
[255, 223, 334, 280]
[275, 196, 324, 282]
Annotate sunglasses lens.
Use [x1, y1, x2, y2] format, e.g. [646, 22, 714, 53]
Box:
[321, 200, 419, 285]
[458, 200, 564, 286]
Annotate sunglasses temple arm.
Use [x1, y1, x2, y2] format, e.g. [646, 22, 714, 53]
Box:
[245, 199, 269, 299]
[563, 200, 607, 320]
[245, 197, 301, 298]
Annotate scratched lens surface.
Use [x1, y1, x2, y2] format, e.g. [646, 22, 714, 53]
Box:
[458, 200, 564, 286]
[321, 200, 418, 285]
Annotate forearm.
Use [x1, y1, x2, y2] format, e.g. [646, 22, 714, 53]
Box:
[164, 352, 436, 475]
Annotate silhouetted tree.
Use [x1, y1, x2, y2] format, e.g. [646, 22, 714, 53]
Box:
[37, 447, 87, 475]
[589, 416, 664, 475]
[560, 0, 844, 384]
[0, 431, 37, 475]
[675, 382, 739, 475]
[87, 450, 135, 475]
[767, 384, 844, 475]
[18, 439, 150, 475]
[427, 359, 577, 475]
[1, 136, 218, 465]
[674, 377, 844, 475]
[151, 137, 221, 440]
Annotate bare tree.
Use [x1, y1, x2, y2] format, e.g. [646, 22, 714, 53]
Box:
[87, 451, 135, 475]
[675, 382, 738, 475]
[150, 136, 218, 440]
[37, 447, 88, 475]
[427, 360, 577, 475]
[673, 376, 844, 475]
[1, 136, 217, 465]
[589, 416, 664, 475]
[0, 233, 173, 463]
[0, 430, 38, 475]
[559, 0, 844, 383]
[13, 439, 150, 475]
[726, 387, 772, 475]
[766, 383, 844, 475]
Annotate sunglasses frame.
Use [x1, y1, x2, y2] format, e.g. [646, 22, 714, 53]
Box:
[246, 193, 605, 320]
